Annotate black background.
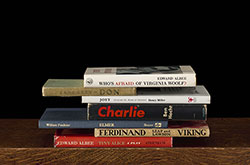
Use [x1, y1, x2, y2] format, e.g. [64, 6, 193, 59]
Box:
[1, 7, 248, 118]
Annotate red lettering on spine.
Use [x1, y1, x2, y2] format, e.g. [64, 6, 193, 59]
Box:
[129, 106, 133, 117]
[124, 110, 130, 117]
[107, 106, 114, 117]
[97, 106, 145, 118]
[115, 82, 134, 86]
[98, 107, 106, 117]
[133, 106, 137, 117]
[137, 110, 145, 118]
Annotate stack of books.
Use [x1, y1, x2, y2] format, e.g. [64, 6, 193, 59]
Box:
[39, 66, 211, 148]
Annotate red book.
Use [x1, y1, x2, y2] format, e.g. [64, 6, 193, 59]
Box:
[54, 129, 172, 148]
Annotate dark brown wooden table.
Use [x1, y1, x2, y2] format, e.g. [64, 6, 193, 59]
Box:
[0, 118, 249, 164]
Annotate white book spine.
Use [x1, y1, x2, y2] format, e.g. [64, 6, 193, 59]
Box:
[81, 96, 210, 104]
[84, 74, 196, 87]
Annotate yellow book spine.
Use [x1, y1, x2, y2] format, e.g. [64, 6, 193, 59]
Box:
[94, 128, 210, 137]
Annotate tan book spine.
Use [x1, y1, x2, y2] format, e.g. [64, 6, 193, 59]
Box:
[42, 79, 136, 96]
[42, 87, 137, 96]
[94, 128, 210, 137]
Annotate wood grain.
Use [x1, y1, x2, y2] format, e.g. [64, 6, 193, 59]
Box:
[0, 148, 249, 164]
[0, 118, 249, 164]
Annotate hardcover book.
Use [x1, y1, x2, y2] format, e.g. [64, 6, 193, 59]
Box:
[95, 121, 209, 137]
[82, 85, 210, 104]
[84, 66, 196, 87]
[39, 108, 168, 128]
[88, 104, 207, 121]
[54, 129, 173, 148]
[42, 79, 136, 96]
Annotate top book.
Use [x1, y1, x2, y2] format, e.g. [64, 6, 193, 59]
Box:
[84, 66, 196, 87]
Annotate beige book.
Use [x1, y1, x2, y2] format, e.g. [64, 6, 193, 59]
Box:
[42, 79, 136, 96]
[94, 121, 209, 137]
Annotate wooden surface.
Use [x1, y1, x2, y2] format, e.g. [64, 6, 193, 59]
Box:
[0, 118, 249, 164]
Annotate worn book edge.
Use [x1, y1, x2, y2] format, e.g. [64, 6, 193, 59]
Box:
[42, 79, 136, 96]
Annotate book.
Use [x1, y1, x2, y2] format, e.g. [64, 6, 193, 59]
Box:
[42, 79, 136, 96]
[39, 108, 168, 128]
[88, 104, 207, 121]
[84, 66, 196, 87]
[95, 121, 209, 137]
[54, 129, 173, 148]
[82, 85, 210, 104]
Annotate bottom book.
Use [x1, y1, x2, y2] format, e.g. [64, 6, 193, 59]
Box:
[54, 129, 173, 148]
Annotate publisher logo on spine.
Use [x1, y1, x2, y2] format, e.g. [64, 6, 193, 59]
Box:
[188, 97, 196, 103]
[155, 123, 162, 128]
[86, 78, 93, 85]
